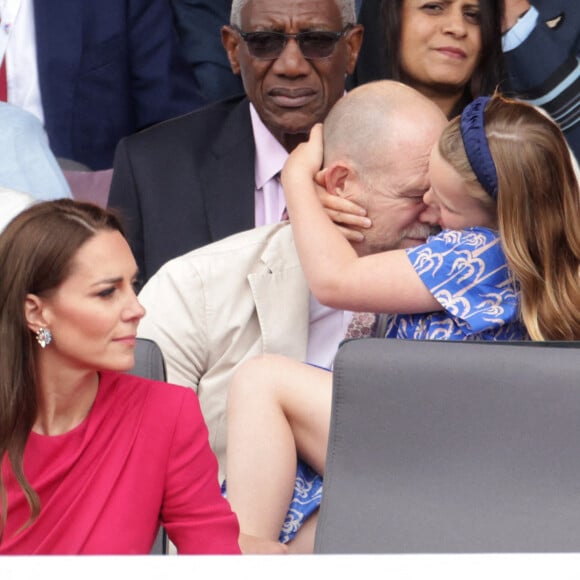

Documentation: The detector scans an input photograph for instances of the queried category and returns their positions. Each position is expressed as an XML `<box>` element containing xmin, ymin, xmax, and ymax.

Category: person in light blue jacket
<box><xmin>0</xmin><ymin>103</ymin><xmax>71</xmax><ymax>201</ymax></box>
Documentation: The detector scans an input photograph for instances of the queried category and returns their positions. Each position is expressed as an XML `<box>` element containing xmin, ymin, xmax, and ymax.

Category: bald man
<box><xmin>137</xmin><ymin>81</ymin><xmax>447</xmax><ymax>479</ymax></box>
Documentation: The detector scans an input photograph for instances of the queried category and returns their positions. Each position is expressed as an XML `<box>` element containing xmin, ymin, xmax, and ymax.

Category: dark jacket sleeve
<box><xmin>109</xmin><ymin>139</ymin><xmax>147</xmax><ymax>280</ymax></box>
<box><xmin>108</xmin><ymin>97</ymin><xmax>256</xmax><ymax>284</ymax></box>
<box><xmin>504</xmin><ymin>0</ymin><xmax>580</xmax><ymax>160</ymax></box>
<box><xmin>170</xmin><ymin>0</ymin><xmax>244</xmax><ymax>102</ymax></box>
<box><xmin>35</xmin><ymin>0</ymin><xmax>205</xmax><ymax>170</ymax></box>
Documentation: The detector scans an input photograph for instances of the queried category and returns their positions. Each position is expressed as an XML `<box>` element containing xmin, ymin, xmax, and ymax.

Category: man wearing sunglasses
<box><xmin>108</xmin><ymin>0</ymin><xmax>363</xmax><ymax>284</ymax></box>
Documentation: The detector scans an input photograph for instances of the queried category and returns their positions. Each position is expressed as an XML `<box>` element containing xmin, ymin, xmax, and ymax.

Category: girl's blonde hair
<box><xmin>439</xmin><ymin>95</ymin><xmax>580</xmax><ymax>340</ymax></box>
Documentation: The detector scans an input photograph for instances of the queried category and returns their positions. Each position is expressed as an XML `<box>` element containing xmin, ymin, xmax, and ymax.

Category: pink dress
<box><xmin>0</xmin><ymin>371</ymin><xmax>240</xmax><ymax>554</ymax></box>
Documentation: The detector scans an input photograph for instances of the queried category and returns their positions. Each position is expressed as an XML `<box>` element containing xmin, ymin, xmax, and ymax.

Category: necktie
<box><xmin>0</xmin><ymin>58</ymin><xmax>7</xmax><ymax>101</ymax></box>
<box><xmin>344</xmin><ymin>312</ymin><xmax>377</xmax><ymax>339</ymax></box>
<box><xmin>275</xmin><ymin>172</ymin><xmax>289</xmax><ymax>221</ymax></box>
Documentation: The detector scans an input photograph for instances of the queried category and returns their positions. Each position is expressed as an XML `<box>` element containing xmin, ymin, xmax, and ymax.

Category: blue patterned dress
<box><xmin>266</xmin><ymin>228</ymin><xmax>527</xmax><ymax>543</ymax></box>
<box><xmin>384</xmin><ymin>227</ymin><xmax>527</xmax><ymax>340</ymax></box>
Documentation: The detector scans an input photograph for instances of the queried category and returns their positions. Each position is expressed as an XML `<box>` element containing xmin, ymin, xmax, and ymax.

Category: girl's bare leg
<box><xmin>287</xmin><ymin>510</ymin><xmax>319</xmax><ymax>554</ymax></box>
<box><xmin>226</xmin><ymin>354</ymin><xmax>332</xmax><ymax>553</ymax></box>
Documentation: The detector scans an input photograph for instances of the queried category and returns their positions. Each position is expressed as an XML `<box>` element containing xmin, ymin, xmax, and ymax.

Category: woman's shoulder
<box><xmin>98</xmin><ymin>371</ymin><xmax>197</xmax><ymax>418</ymax></box>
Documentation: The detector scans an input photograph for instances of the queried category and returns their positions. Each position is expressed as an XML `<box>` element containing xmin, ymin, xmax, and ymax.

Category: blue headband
<box><xmin>460</xmin><ymin>96</ymin><xmax>498</xmax><ymax>200</ymax></box>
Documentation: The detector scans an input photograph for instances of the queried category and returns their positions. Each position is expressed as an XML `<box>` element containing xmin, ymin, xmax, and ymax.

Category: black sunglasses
<box><xmin>233</xmin><ymin>25</ymin><xmax>353</xmax><ymax>60</ymax></box>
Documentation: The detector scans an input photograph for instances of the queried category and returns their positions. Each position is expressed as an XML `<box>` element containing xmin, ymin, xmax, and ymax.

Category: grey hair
<box><xmin>230</xmin><ymin>0</ymin><xmax>356</xmax><ymax>28</ymax></box>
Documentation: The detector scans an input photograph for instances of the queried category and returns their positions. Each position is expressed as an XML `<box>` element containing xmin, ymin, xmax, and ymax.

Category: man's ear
<box><xmin>323</xmin><ymin>162</ymin><xmax>352</xmax><ymax>198</ymax></box>
<box><xmin>24</xmin><ymin>294</ymin><xmax>49</xmax><ymax>333</ymax></box>
<box><xmin>222</xmin><ymin>25</ymin><xmax>242</xmax><ymax>75</ymax></box>
<box><xmin>345</xmin><ymin>25</ymin><xmax>364</xmax><ymax>75</ymax></box>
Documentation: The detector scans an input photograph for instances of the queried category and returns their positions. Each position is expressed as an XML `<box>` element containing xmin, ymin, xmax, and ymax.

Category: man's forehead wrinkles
<box><xmin>242</xmin><ymin>0</ymin><xmax>342</xmax><ymax>29</ymax></box>
<box><xmin>246</xmin><ymin>21</ymin><xmax>339</xmax><ymax>32</ymax></box>
<box><xmin>395</xmin><ymin>152</ymin><xmax>431</xmax><ymax>174</ymax></box>
<box><xmin>394</xmin><ymin>167</ymin><xmax>430</xmax><ymax>194</ymax></box>
<box><xmin>245</xmin><ymin>19</ymin><xmax>341</xmax><ymax>32</ymax></box>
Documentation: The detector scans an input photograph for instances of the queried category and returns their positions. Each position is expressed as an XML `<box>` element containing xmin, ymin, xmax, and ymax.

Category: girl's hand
<box><xmin>318</xmin><ymin>182</ymin><xmax>371</xmax><ymax>242</ymax></box>
<box><xmin>281</xmin><ymin>124</ymin><xmax>325</xmax><ymax>198</ymax></box>
<box><xmin>282</xmin><ymin>124</ymin><xmax>372</xmax><ymax>241</ymax></box>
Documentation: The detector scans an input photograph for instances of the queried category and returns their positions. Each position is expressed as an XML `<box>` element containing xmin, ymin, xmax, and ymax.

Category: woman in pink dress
<box><xmin>0</xmin><ymin>199</ymin><xmax>240</xmax><ymax>554</ymax></box>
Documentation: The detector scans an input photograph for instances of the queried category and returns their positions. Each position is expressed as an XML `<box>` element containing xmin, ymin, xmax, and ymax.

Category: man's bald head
<box><xmin>321</xmin><ymin>81</ymin><xmax>447</xmax><ymax>254</ymax></box>
<box><xmin>323</xmin><ymin>80</ymin><xmax>447</xmax><ymax>177</ymax></box>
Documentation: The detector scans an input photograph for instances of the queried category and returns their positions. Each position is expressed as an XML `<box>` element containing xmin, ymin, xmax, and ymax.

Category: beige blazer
<box><xmin>138</xmin><ymin>223</ymin><xmax>309</xmax><ymax>479</ymax></box>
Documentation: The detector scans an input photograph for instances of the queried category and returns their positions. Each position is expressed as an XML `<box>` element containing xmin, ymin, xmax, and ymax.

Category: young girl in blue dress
<box><xmin>225</xmin><ymin>91</ymin><xmax>580</xmax><ymax>554</ymax></box>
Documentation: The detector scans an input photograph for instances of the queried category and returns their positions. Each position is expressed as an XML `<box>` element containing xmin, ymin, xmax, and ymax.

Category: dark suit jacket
<box><xmin>34</xmin><ymin>0</ymin><xmax>204</xmax><ymax>170</ymax></box>
<box><xmin>108</xmin><ymin>95</ymin><xmax>256</xmax><ymax>282</ymax></box>
<box><xmin>503</xmin><ymin>0</ymin><xmax>580</xmax><ymax>160</ymax></box>
<box><xmin>170</xmin><ymin>0</ymin><xmax>244</xmax><ymax>102</ymax></box>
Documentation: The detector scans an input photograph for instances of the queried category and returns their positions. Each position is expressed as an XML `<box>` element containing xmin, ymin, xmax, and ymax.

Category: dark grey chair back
<box><xmin>128</xmin><ymin>338</ymin><xmax>168</xmax><ymax>555</ymax></box>
<box><xmin>315</xmin><ymin>338</ymin><xmax>580</xmax><ymax>553</ymax></box>
<box><xmin>128</xmin><ymin>337</ymin><xmax>167</xmax><ymax>383</ymax></box>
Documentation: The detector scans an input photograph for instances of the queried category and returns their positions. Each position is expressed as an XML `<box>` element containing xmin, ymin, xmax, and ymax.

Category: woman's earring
<box><xmin>36</xmin><ymin>327</ymin><xmax>52</xmax><ymax>348</ymax></box>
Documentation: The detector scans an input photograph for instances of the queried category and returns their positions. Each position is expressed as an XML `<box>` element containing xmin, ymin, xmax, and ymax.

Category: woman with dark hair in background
<box><xmin>350</xmin><ymin>0</ymin><xmax>505</xmax><ymax>117</ymax></box>
<box><xmin>352</xmin><ymin>0</ymin><xmax>580</xmax><ymax>158</ymax></box>
<box><xmin>0</xmin><ymin>199</ymin><xmax>240</xmax><ymax>554</ymax></box>
<box><xmin>324</xmin><ymin>0</ymin><xmax>506</xmax><ymax>231</ymax></box>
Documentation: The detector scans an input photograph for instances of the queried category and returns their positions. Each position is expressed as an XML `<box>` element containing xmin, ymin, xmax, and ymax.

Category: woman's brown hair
<box><xmin>0</xmin><ymin>199</ymin><xmax>125</xmax><ymax>539</ymax></box>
